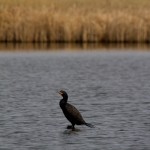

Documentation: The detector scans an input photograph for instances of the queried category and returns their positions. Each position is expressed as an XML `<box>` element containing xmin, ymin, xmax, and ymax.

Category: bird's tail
<box><xmin>85</xmin><ymin>123</ymin><xmax>95</xmax><ymax>128</ymax></box>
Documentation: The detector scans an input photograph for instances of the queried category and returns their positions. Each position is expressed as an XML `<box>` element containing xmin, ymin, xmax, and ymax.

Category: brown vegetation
<box><xmin>0</xmin><ymin>0</ymin><xmax>150</xmax><ymax>43</ymax></box>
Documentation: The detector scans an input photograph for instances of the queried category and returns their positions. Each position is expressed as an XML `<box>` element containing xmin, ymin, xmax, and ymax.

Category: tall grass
<box><xmin>0</xmin><ymin>0</ymin><xmax>150</xmax><ymax>43</ymax></box>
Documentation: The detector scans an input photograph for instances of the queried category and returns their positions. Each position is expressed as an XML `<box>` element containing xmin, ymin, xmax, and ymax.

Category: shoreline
<box><xmin>0</xmin><ymin>42</ymin><xmax>150</xmax><ymax>51</ymax></box>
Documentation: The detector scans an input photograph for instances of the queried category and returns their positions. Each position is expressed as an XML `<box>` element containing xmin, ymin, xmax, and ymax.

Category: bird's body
<box><xmin>58</xmin><ymin>90</ymin><xmax>94</xmax><ymax>129</ymax></box>
<box><xmin>60</xmin><ymin>101</ymin><xmax>86</xmax><ymax>126</ymax></box>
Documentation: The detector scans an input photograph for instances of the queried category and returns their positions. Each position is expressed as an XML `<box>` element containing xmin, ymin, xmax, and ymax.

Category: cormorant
<box><xmin>58</xmin><ymin>90</ymin><xmax>94</xmax><ymax>129</ymax></box>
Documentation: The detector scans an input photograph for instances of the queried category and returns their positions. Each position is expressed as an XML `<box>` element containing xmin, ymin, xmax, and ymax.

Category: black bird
<box><xmin>58</xmin><ymin>90</ymin><xmax>94</xmax><ymax>129</ymax></box>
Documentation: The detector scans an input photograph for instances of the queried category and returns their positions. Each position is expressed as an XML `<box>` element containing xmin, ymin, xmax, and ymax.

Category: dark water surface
<box><xmin>0</xmin><ymin>51</ymin><xmax>150</xmax><ymax>150</ymax></box>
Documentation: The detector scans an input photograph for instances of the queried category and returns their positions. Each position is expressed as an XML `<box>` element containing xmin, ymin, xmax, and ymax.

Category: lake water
<box><xmin>0</xmin><ymin>51</ymin><xmax>150</xmax><ymax>150</ymax></box>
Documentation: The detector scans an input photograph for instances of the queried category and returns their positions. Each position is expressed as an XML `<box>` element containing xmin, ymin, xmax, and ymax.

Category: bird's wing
<box><xmin>65</xmin><ymin>103</ymin><xmax>85</xmax><ymax>123</ymax></box>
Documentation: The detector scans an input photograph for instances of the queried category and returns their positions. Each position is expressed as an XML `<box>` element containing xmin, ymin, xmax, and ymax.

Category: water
<box><xmin>0</xmin><ymin>51</ymin><xmax>150</xmax><ymax>150</ymax></box>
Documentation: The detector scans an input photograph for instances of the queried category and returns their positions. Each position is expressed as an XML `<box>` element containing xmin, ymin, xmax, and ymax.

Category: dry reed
<box><xmin>0</xmin><ymin>0</ymin><xmax>150</xmax><ymax>43</ymax></box>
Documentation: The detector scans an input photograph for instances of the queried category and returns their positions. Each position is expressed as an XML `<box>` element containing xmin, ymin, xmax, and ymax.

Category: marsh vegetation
<box><xmin>0</xmin><ymin>0</ymin><xmax>150</xmax><ymax>43</ymax></box>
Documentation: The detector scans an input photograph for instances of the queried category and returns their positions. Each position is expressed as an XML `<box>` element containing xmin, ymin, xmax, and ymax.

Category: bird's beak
<box><xmin>58</xmin><ymin>91</ymin><xmax>62</xmax><ymax>95</ymax></box>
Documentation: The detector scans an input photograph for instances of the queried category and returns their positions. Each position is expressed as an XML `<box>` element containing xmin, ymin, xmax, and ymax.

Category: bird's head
<box><xmin>58</xmin><ymin>90</ymin><xmax>68</xmax><ymax>101</ymax></box>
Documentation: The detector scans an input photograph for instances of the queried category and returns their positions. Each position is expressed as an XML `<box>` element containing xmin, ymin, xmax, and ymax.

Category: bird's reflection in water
<box><xmin>63</xmin><ymin>128</ymin><xmax>81</xmax><ymax>135</ymax></box>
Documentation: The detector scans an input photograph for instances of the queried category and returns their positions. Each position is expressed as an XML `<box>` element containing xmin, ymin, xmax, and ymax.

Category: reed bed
<box><xmin>0</xmin><ymin>0</ymin><xmax>150</xmax><ymax>43</ymax></box>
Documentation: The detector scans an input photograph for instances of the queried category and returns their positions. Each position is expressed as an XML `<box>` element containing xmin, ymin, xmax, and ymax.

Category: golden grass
<box><xmin>0</xmin><ymin>0</ymin><xmax>150</xmax><ymax>43</ymax></box>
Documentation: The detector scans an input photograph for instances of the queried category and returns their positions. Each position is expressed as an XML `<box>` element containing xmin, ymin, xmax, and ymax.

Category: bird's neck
<box><xmin>59</xmin><ymin>98</ymin><xmax>67</xmax><ymax>108</ymax></box>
